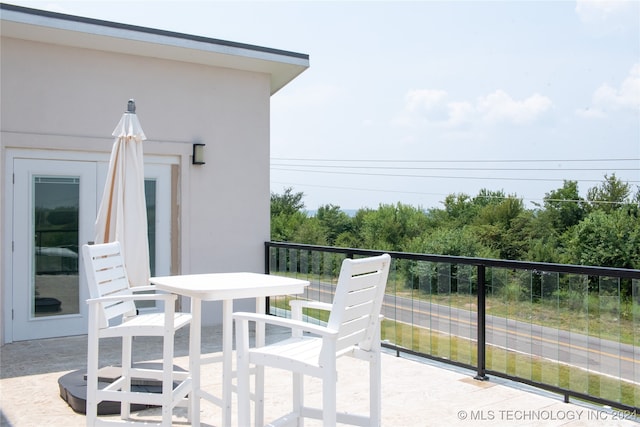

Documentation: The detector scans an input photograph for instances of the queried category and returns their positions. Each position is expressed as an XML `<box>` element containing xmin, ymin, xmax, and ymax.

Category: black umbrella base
<box><xmin>58</xmin><ymin>363</ymin><xmax>184</xmax><ymax>415</ymax></box>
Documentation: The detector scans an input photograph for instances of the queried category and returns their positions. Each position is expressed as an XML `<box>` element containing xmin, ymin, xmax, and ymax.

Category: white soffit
<box><xmin>0</xmin><ymin>4</ymin><xmax>310</xmax><ymax>94</ymax></box>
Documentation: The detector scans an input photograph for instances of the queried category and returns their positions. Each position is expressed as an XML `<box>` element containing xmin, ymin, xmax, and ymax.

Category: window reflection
<box><xmin>135</xmin><ymin>179</ymin><xmax>157</xmax><ymax>310</ymax></box>
<box><xmin>33</xmin><ymin>177</ymin><xmax>79</xmax><ymax>317</ymax></box>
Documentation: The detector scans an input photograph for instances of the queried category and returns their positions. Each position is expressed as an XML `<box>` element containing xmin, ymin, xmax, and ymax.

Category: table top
<box><xmin>150</xmin><ymin>272</ymin><xmax>309</xmax><ymax>301</ymax></box>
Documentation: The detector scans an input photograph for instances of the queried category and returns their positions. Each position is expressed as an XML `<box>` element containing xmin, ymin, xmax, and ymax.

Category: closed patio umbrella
<box><xmin>94</xmin><ymin>99</ymin><xmax>150</xmax><ymax>287</ymax></box>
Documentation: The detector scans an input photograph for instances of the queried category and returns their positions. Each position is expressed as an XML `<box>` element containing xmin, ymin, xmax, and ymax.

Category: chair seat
<box><xmin>249</xmin><ymin>336</ymin><xmax>324</xmax><ymax>372</ymax></box>
<box><xmin>100</xmin><ymin>312</ymin><xmax>192</xmax><ymax>338</ymax></box>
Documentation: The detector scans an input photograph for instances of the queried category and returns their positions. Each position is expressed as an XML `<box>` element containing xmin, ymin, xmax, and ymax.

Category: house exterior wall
<box><xmin>1</xmin><ymin>34</ymin><xmax>273</xmax><ymax>342</ymax></box>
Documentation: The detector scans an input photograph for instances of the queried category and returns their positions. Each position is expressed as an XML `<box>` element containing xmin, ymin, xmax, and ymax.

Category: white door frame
<box><xmin>11</xmin><ymin>158</ymin><xmax>96</xmax><ymax>341</ymax></box>
<box><xmin>3</xmin><ymin>149</ymin><xmax>177</xmax><ymax>343</ymax></box>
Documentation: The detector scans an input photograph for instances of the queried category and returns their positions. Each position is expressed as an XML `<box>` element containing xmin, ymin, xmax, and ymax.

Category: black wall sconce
<box><xmin>192</xmin><ymin>143</ymin><xmax>205</xmax><ymax>165</ymax></box>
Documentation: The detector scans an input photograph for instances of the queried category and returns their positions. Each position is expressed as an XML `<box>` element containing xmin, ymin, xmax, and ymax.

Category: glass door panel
<box><xmin>33</xmin><ymin>176</ymin><xmax>80</xmax><ymax>317</ymax></box>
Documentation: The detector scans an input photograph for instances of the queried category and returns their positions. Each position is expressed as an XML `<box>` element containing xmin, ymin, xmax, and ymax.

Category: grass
<box><xmin>272</xmin><ymin>269</ymin><xmax>638</xmax><ymax>345</ymax></box>
<box><xmin>269</xmin><ymin>294</ymin><xmax>639</xmax><ymax>411</ymax></box>
<box><xmin>394</xmin><ymin>289</ymin><xmax>639</xmax><ymax>346</ymax></box>
<box><xmin>380</xmin><ymin>319</ymin><xmax>640</xmax><ymax>412</ymax></box>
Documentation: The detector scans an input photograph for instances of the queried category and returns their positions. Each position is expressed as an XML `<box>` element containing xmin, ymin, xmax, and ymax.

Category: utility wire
<box><xmin>272</xmin><ymin>157</ymin><xmax>639</xmax><ymax>206</ymax></box>
<box><xmin>271</xmin><ymin>163</ymin><xmax>639</xmax><ymax>172</ymax></box>
<box><xmin>272</xmin><ymin>157</ymin><xmax>640</xmax><ymax>163</ymax></box>
<box><xmin>271</xmin><ymin>181</ymin><xmax>638</xmax><ymax>206</ymax></box>
<box><xmin>271</xmin><ymin>167</ymin><xmax>640</xmax><ymax>183</ymax></box>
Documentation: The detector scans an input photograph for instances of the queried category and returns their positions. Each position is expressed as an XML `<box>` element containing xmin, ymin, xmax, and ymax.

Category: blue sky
<box><xmin>8</xmin><ymin>0</ymin><xmax>640</xmax><ymax>210</ymax></box>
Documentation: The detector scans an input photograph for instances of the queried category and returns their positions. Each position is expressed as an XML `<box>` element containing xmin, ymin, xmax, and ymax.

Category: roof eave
<box><xmin>0</xmin><ymin>3</ymin><xmax>310</xmax><ymax>94</ymax></box>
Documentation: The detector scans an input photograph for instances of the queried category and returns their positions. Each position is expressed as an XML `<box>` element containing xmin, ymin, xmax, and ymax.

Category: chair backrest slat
<box><xmin>325</xmin><ymin>254</ymin><xmax>391</xmax><ymax>357</ymax></box>
<box><xmin>338</xmin><ymin>316</ymin><xmax>371</xmax><ymax>341</ymax></box>
<box><xmin>93</xmin><ymin>263</ymin><xmax>129</xmax><ymax>294</ymax></box>
<box><xmin>342</xmin><ymin>286</ymin><xmax>377</xmax><ymax>311</ymax></box>
<box><xmin>83</xmin><ymin>242</ymin><xmax>136</xmax><ymax>328</ymax></box>
<box><xmin>92</xmin><ymin>254</ymin><xmax>124</xmax><ymax>272</ymax></box>
<box><xmin>103</xmin><ymin>296</ymin><xmax>136</xmax><ymax>320</ymax></box>
<box><xmin>342</xmin><ymin>299</ymin><xmax>375</xmax><ymax>323</ymax></box>
<box><xmin>95</xmin><ymin>276</ymin><xmax>130</xmax><ymax>297</ymax></box>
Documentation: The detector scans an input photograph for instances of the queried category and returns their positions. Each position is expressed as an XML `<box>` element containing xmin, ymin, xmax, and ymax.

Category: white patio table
<box><xmin>150</xmin><ymin>272</ymin><xmax>309</xmax><ymax>427</ymax></box>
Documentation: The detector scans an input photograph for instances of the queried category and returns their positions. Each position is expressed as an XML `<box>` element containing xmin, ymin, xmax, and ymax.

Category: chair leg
<box><xmin>86</xmin><ymin>320</ymin><xmax>99</xmax><ymax>426</ymax></box>
<box><xmin>370</xmin><ymin>325</ymin><xmax>382</xmax><ymax>426</ymax></box>
<box><xmin>255</xmin><ymin>364</ymin><xmax>265</xmax><ymax>427</ymax></box>
<box><xmin>236</xmin><ymin>319</ymin><xmax>251</xmax><ymax>427</ymax></box>
<box><xmin>121</xmin><ymin>336</ymin><xmax>132</xmax><ymax>419</ymax></box>
<box><xmin>370</xmin><ymin>350</ymin><xmax>382</xmax><ymax>426</ymax></box>
<box><xmin>322</xmin><ymin>365</ymin><xmax>337</xmax><ymax>427</ymax></box>
<box><xmin>161</xmin><ymin>331</ymin><xmax>174</xmax><ymax>427</ymax></box>
<box><xmin>292</xmin><ymin>372</ymin><xmax>303</xmax><ymax>427</ymax></box>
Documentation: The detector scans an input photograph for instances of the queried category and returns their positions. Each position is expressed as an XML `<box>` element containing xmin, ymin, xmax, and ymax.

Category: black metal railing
<box><xmin>265</xmin><ymin>241</ymin><xmax>640</xmax><ymax>414</ymax></box>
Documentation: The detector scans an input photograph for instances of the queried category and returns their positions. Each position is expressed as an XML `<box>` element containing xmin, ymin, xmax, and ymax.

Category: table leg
<box><xmin>255</xmin><ymin>297</ymin><xmax>266</xmax><ymax>426</ymax></box>
<box><xmin>222</xmin><ymin>299</ymin><xmax>233</xmax><ymax>427</ymax></box>
<box><xmin>190</xmin><ymin>297</ymin><xmax>202</xmax><ymax>427</ymax></box>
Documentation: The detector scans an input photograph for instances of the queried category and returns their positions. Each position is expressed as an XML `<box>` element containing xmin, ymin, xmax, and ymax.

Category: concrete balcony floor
<box><xmin>1</xmin><ymin>325</ymin><xmax>638</xmax><ymax>427</ymax></box>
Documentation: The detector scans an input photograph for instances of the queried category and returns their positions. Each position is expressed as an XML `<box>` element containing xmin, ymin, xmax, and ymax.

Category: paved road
<box><xmin>303</xmin><ymin>282</ymin><xmax>639</xmax><ymax>383</ymax></box>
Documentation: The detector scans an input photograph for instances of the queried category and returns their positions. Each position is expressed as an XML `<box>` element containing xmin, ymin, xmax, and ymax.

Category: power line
<box><xmin>271</xmin><ymin>167</ymin><xmax>640</xmax><ymax>183</ymax></box>
<box><xmin>272</xmin><ymin>157</ymin><xmax>640</xmax><ymax>163</ymax></box>
<box><xmin>271</xmin><ymin>163</ymin><xmax>639</xmax><ymax>172</ymax></box>
<box><xmin>272</xmin><ymin>181</ymin><xmax>449</xmax><ymax>198</ymax></box>
<box><xmin>271</xmin><ymin>157</ymin><xmax>639</xmax><ymax>207</ymax></box>
<box><xmin>271</xmin><ymin>181</ymin><xmax>638</xmax><ymax>206</ymax></box>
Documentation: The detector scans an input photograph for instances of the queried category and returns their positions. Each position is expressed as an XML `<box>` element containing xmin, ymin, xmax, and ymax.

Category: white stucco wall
<box><xmin>1</xmin><ymin>32</ymin><xmax>275</xmax><ymax>341</ymax></box>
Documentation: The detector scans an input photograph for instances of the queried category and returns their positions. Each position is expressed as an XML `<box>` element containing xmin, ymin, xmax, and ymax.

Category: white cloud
<box><xmin>392</xmin><ymin>89</ymin><xmax>449</xmax><ymax>125</ymax></box>
<box><xmin>394</xmin><ymin>89</ymin><xmax>553</xmax><ymax>128</ymax></box>
<box><xmin>477</xmin><ymin>90</ymin><xmax>553</xmax><ymax>125</ymax></box>
<box><xmin>577</xmin><ymin>63</ymin><xmax>640</xmax><ymax>118</ymax></box>
<box><xmin>575</xmin><ymin>107</ymin><xmax>608</xmax><ymax>119</ymax></box>
<box><xmin>575</xmin><ymin>0</ymin><xmax>634</xmax><ymax>23</ymax></box>
<box><xmin>447</xmin><ymin>101</ymin><xmax>475</xmax><ymax>127</ymax></box>
<box><xmin>404</xmin><ymin>89</ymin><xmax>448</xmax><ymax>112</ymax></box>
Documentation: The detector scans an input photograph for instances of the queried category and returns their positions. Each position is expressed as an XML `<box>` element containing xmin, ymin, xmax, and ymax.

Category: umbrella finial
<box><xmin>127</xmin><ymin>99</ymin><xmax>136</xmax><ymax>114</ymax></box>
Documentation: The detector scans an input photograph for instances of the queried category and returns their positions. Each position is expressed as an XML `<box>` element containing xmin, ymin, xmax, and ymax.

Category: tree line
<box><xmin>271</xmin><ymin>174</ymin><xmax>640</xmax><ymax>271</ymax></box>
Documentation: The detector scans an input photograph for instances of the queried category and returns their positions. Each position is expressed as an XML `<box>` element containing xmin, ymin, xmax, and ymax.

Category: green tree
<box><xmin>270</xmin><ymin>187</ymin><xmax>306</xmax><ymax>241</ymax></box>
<box><xmin>315</xmin><ymin>204</ymin><xmax>353</xmax><ymax>246</ymax></box>
<box><xmin>473</xmin><ymin>195</ymin><xmax>526</xmax><ymax>259</ymax></box>
<box><xmin>498</xmin><ymin>209</ymin><xmax>538</xmax><ymax>261</ymax></box>
<box><xmin>473</xmin><ymin>188</ymin><xmax>507</xmax><ymax>208</ymax></box>
<box><xmin>271</xmin><ymin>187</ymin><xmax>305</xmax><ymax>216</ymax></box>
<box><xmin>437</xmin><ymin>193</ymin><xmax>478</xmax><ymax>228</ymax></box>
<box><xmin>358</xmin><ymin>203</ymin><xmax>430</xmax><ymax>251</ymax></box>
<box><xmin>527</xmin><ymin>236</ymin><xmax>563</xmax><ymax>263</ymax></box>
<box><xmin>475</xmin><ymin>195</ymin><xmax>523</xmax><ymax>228</ymax></box>
<box><xmin>270</xmin><ymin>210</ymin><xmax>307</xmax><ymax>242</ymax></box>
<box><xmin>566</xmin><ymin>209</ymin><xmax>640</xmax><ymax>270</ymax></box>
<box><xmin>291</xmin><ymin>216</ymin><xmax>328</xmax><ymax>245</ymax></box>
<box><xmin>407</xmin><ymin>226</ymin><xmax>496</xmax><ymax>258</ymax></box>
<box><xmin>543</xmin><ymin>180</ymin><xmax>586</xmax><ymax>231</ymax></box>
<box><xmin>586</xmin><ymin>174</ymin><xmax>631</xmax><ymax>213</ymax></box>
<box><xmin>269</xmin><ymin>183</ymin><xmax>639</xmax><ymax>270</ymax></box>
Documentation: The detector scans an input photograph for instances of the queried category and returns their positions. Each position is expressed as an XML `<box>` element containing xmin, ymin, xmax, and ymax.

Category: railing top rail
<box><xmin>266</xmin><ymin>241</ymin><xmax>640</xmax><ymax>279</ymax></box>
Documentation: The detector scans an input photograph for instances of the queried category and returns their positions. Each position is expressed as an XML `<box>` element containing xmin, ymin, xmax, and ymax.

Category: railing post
<box><xmin>264</xmin><ymin>242</ymin><xmax>270</xmax><ymax>314</ymax></box>
<box><xmin>475</xmin><ymin>264</ymin><xmax>489</xmax><ymax>381</ymax></box>
<box><xmin>264</xmin><ymin>242</ymin><xmax>270</xmax><ymax>274</ymax></box>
